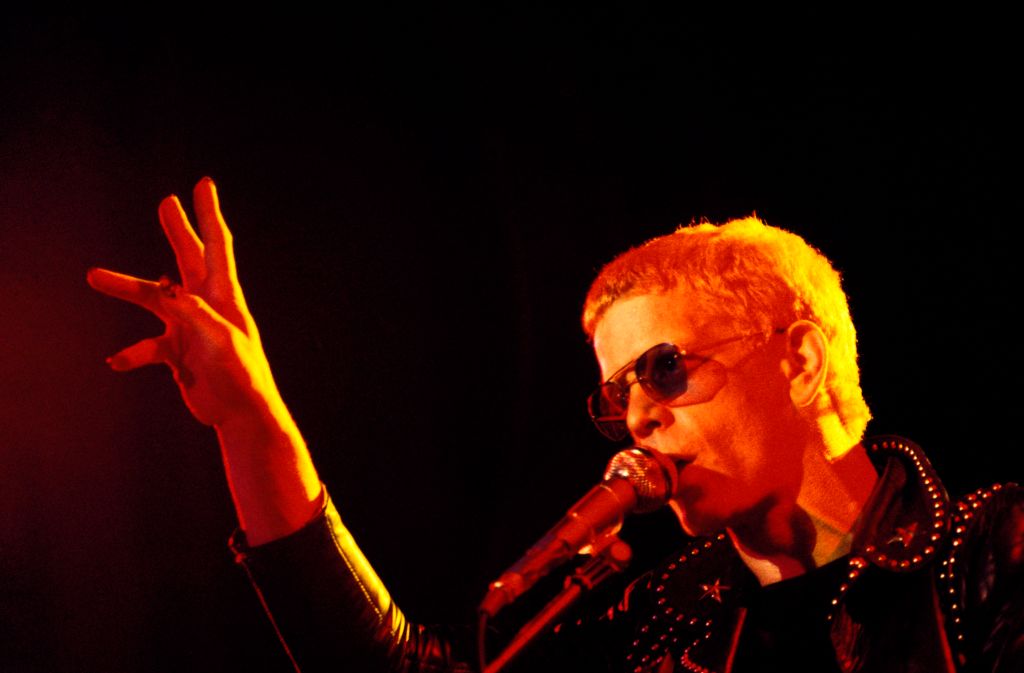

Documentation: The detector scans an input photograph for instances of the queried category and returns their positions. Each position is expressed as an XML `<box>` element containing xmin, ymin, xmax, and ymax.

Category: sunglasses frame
<box><xmin>588</xmin><ymin>329</ymin><xmax>786</xmax><ymax>441</ymax></box>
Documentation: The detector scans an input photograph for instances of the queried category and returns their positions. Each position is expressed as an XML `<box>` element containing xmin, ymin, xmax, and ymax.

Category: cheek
<box><xmin>676</xmin><ymin>415</ymin><xmax>778</xmax><ymax>490</ymax></box>
<box><xmin>684</xmin><ymin>399</ymin><xmax>762</xmax><ymax>459</ymax></box>
<box><xmin>742</xmin><ymin>362</ymin><xmax>794</xmax><ymax>420</ymax></box>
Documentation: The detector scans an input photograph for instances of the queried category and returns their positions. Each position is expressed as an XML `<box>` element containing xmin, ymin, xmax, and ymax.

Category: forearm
<box><xmin>216</xmin><ymin>392</ymin><xmax>323</xmax><ymax>546</ymax></box>
<box><xmin>233</xmin><ymin>492</ymin><xmax>474</xmax><ymax>673</ymax></box>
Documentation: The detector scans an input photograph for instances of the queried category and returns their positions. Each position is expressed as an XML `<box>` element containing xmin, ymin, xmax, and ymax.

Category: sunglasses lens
<box><xmin>599</xmin><ymin>419</ymin><xmax>628</xmax><ymax>441</ymax></box>
<box><xmin>588</xmin><ymin>335</ymin><xmax>754</xmax><ymax>440</ymax></box>
<box><xmin>637</xmin><ymin>344</ymin><xmax>689</xmax><ymax>402</ymax></box>
<box><xmin>589</xmin><ymin>383</ymin><xmax>630</xmax><ymax>440</ymax></box>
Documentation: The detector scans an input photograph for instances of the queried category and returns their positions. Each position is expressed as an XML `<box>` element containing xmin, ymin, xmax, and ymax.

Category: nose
<box><xmin>626</xmin><ymin>385</ymin><xmax>675</xmax><ymax>440</ymax></box>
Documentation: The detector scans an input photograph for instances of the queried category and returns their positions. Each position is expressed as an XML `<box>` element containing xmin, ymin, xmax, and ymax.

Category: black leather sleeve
<box><xmin>950</xmin><ymin>483</ymin><xmax>1024</xmax><ymax>673</ymax></box>
<box><xmin>230</xmin><ymin>492</ymin><xmax>475</xmax><ymax>673</ymax></box>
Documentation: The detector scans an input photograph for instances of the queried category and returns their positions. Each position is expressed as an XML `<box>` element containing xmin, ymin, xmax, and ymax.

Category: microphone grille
<box><xmin>603</xmin><ymin>447</ymin><xmax>676</xmax><ymax>513</ymax></box>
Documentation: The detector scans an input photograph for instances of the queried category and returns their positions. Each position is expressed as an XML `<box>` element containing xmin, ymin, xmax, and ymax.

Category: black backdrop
<box><xmin>1</xmin><ymin>10</ymin><xmax>1020</xmax><ymax>672</ymax></box>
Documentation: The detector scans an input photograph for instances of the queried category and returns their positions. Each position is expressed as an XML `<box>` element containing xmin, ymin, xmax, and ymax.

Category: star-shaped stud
<box><xmin>888</xmin><ymin>522</ymin><xmax>918</xmax><ymax>548</ymax></box>
<box><xmin>699</xmin><ymin>578</ymin><xmax>729</xmax><ymax>603</ymax></box>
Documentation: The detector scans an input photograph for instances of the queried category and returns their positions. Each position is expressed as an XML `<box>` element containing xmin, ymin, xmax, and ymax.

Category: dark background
<box><xmin>1</xmin><ymin>10</ymin><xmax>1019</xmax><ymax>672</ymax></box>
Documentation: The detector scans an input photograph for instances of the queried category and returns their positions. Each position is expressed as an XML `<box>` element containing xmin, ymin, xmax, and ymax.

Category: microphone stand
<box><xmin>481</xmin><ymin>534</ymin><xmax>633</xmax><ymax>673</ymax></box>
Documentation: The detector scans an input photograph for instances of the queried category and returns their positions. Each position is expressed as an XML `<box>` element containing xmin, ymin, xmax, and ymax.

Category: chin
<box><xmin>669</xmin><ymin>499</ymin><xmax>725</xmax><ymax>538</ymax></box>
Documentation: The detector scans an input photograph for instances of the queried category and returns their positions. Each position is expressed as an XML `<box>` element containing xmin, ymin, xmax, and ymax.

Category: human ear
<box><xmin>780</xmin><ymin>320</ymin><xmax>828</xmax><ymax>408</ymax></box>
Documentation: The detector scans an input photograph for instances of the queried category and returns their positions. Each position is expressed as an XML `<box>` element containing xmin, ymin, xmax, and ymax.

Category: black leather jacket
<box><xmin>231</xmin><ymin>437</ymin><xmax>1023</xmax><ymax>672</ymax></box>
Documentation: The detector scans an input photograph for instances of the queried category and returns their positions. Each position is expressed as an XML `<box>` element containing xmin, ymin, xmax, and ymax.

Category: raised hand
<box><xmin>88</xmin><ymin>178</ymin><xmax>321</xmax><ymax>543</ymax></box>
<box><xmin>87</xmin><ymin>177</ymin><xmax>280</xmax><ymax>427</ymax></box>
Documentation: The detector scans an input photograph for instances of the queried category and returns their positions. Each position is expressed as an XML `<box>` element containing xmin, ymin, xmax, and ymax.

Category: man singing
<box><xmin>88</xmin><ymin>178</ymin><xmax>1022</xmax><ymax>672</ymax></box>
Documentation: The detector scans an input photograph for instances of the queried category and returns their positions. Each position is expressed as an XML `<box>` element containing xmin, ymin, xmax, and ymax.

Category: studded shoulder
<box><xmin>939</xmin><ymin>482</ymin><xmax>1023</xmax><ymax>670</ymax></box>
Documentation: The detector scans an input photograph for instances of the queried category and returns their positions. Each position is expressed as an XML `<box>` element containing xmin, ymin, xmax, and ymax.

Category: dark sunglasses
<box><xmin>587</xmin><ymin>330</ymin><xmax>784</xmax><ymax>441</ymax></box>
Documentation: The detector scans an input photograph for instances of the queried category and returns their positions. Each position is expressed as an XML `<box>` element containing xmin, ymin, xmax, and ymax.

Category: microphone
<box><xmin>479</xmin><ymin>446</ymin><xmax>678</xmax><ymax>618</ymax></box>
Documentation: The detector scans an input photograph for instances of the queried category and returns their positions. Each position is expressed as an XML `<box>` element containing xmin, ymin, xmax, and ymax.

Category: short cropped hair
<box><xmin>582</xmin><ymin>216</ymin><xmax>871</xmax><ymax>442</ymax></box>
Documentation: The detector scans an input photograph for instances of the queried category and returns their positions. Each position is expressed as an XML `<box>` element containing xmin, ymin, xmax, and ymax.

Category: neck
<box><xmin>728</xmin><ymin>419</ymin><xmax>878</xmax><ymax>586</ymax></box>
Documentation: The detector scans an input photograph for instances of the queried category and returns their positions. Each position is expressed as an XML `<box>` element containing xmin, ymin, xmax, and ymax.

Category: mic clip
<box><xmin>481</xmin><ymin>534</ymin><xmax>633</xmax><ymax>673</ymax></box>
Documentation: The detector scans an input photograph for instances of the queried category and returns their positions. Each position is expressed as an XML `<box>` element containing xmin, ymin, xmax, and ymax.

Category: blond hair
<box><xmin>582</xmin><ymin>216</ymin><xmax>871</xmax><ymax>441</ymax></box>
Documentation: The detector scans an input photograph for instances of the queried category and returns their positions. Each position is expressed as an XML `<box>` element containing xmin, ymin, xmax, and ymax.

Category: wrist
<box><xmin>214</xmin><ymin>395</ymin><xmax>322</xmax><ymax>546</ymax></box>
<box><xmin>215</xmin><ymin>390</ymin><xmax>297</xmax><ymax>439</ymax></box>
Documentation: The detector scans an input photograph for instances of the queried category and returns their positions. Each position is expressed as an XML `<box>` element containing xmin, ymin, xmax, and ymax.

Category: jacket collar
<box><xmin>852</xmin><ymin>436</ymin><xmax>951</xmax><ymax>572</ymax></box>
<box><xmin>623</xmin><ymin>436</ymin><xmax>951</xmax><ymax>672</ymax></box>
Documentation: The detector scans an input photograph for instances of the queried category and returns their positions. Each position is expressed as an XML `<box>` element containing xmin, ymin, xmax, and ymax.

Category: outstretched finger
<box><xmin>192</xmin><ymin>177</ymin><xmax>239</xmax><ymax>294</ymax></box>
<box><xmin>107</xmin><ymin>336</ymin><xmax>171</xmax><ymax>371</ymax></box>
<box><xmin>158</xmin><ymin>195</ymin><xmax>206</xmax><ymax>290</ymax></box>
<box><xmin>86</xmin><ymin>267</ymin><xmax>169</xmax><ymax>317</ymax></box>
